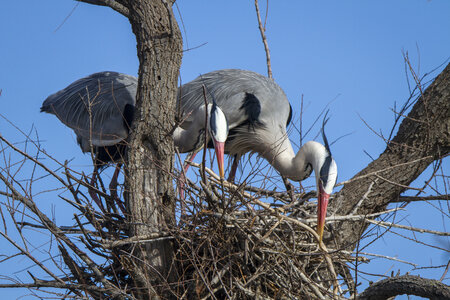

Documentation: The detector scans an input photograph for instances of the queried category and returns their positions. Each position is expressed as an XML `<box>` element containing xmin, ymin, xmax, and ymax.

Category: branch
<box><xmin>331</xmin><ymin>63</ymin><xmax>450</xmax><ymax>250</ymax></box>
<box><xmin>101</xmin><ymin>232</ymin><xmax>173</xmax><ymax>249</ymax></box>
<box><xmin>304</xmin><ymin>208</ymin><xmax>403</xmax><ymax>224</ymax></box>
<box><xmin>76</xmin><ymin>0</ymin><xmax>129</xmax><ymax>17</ymax></box>
<box><xmin>357</xmin><ymin>275</ymin><xmax>450</xmax><ymax>300</ymax></box>
<box><xmin>254</xmin><ymin>0</ymin><xmax>272</xmax><ymax>78</ymax></box>
<box><xmin>366</xmin><ymin>219</ymin><xmax>450</xmax><ymax>237</ymax></box>
<box><xmin>0</xmin><ymin>281</ymin><xmax>109</xmax><ymax>293</ymax></box>
<box><xmin>392</xmin><ymin>194</ymin><xmax>450</xmax><ymax>203</ymax></box>
<box><xmin>0</xmin><ymin>172</ymin><xmax>126</xmax><ymax>299</ymax></box>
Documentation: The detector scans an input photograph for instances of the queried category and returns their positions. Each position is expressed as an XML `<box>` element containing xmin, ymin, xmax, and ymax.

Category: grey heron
<box><xmin>177</xmin><ymin>69</ymin><xmax>338</xmax><ymax>241</ymax></box>
<box><xmin>41</xmin><ymin>71</ymin><xmax>228</xmax><ymax>210</ymax></box>
<box><xmin>42</xmin><ymin>69</ymin><xmax>337</xmax><ymax>240</ymax></box>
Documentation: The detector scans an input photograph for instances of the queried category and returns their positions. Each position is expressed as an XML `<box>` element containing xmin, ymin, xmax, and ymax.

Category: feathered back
<box><xmin>177</xmin><ymin>69</ymin><xmax>291</xmax><ymax>132</ymax></box>
<box><xmin>41</xmin><ymin>72</ymin><xmax>137</xmax><ymax>150</ymax></box>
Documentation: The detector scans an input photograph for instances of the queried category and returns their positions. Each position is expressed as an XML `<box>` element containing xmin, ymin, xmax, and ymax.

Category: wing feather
<box><xmin>41</xmin><ymin>72</ymin><xmax>137</xmax><ymax>149</ymax></box>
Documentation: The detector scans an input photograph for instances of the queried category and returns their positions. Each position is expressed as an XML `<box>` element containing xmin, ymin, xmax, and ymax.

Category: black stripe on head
<box><xmin>320</xmin><ymin>110</ymin><xmax>334</xmax><ymax>185</ymax></box>
<box><xmin>286</xmin><ymin>103</ymin><xmax>293</xmax><ymax>127</ymax></box>
<box><xmin>321</xmin><ymin>110</ymin><xmax>332</xmax><ymax>155</ymax></box>
<box><xmin>320</xmin><ymin>155</ymin><xmax>332</xmax><ymax>185</ymax></box>
<box><xmin>240</xmin><ymin>93</ymin><xmax>263</xmax><ymax>130</ymax></box>
<box><xmin>210</xmin><ymin>100</ymin><xmax>219</xmax><ymax>137</ymax></box>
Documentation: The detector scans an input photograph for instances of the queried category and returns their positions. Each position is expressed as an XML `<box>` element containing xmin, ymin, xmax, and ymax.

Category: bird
<box><xmin>176</xmin><ymin>69</ymin><xmax>338</xmax><ymax>241</ymax></box>
<box><xmin>41</xmin><ymin>71</ymin><xmax>228</xmax><ymax>210</ymax></box>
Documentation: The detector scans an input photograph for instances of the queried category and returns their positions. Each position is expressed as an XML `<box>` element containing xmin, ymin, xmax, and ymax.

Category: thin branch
<box><xmin>351</xmin><ymin>181</ymin><xmax>375</xmax><ymax>215</ymax></box>
<box><xmin>76</xmin><ymin>0</ymin><xmax>129</xmax><ymax>17</ymax></box>
<box><xmin>392</xmin><ymin>194</ymin><xmax>450</xmax><ymax>203</ymax></box>
<box><xmin>0</xmin><ymin>281</ymin><xmax>109</xmax><ymax>293</ymax></box>
<box><xmin>304</xmin><ymin>208</ymin><xmax>403</xmax><ymax>224</ymax></box>
<box><xmin>254</xmin><ymin>0</ymin><xmax>272</xmax><ymax>78</ymax></box>
<box><xmin>335</xmin><ymin>155</ymin><xmax>434</xmax><ymax>187</ymax></box>
<box><xmin>366</xmin><ymin>219</ymin><xmax>450</xmax><ymax>237</ymax></box>
<box><xmin>0</xmin><ymin>172</ymin><xmax>126</xmax><ymax>299</ymax></box>
<box><xmin>101</xmin><ymin>232</ymin><xmax>173</xmax><ymax>249</ymax></box>
<box><xmin>374</xmin><ymin>174</ymin><xmax>424</xmax><ymax>191</ymax></box>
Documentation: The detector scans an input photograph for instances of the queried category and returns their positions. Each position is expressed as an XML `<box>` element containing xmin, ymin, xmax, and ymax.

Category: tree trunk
<box><xmin>330</xmin><ymin>63</ymin><xmax>450</xmax><ymax>251</ymax></box>
<box><xmin>124</xmin><ymin>1</ymin><xmax>182</xmax><ymax>297</ymax></box>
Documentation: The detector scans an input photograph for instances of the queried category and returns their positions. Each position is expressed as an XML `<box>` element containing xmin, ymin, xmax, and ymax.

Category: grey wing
<box><xmin>41</xmin><ymin>71</ymin><xmax>137</xmax><ymax>149</ymax></box>
<box><xmin>177</xmin><ymin>69</ymin><xmax>290</xmax><ymax>130</ymax></box>
<box><xmin>177</xmin><ymin>69</ymin><xmax>259</xmax><ymax>130</ymax></box>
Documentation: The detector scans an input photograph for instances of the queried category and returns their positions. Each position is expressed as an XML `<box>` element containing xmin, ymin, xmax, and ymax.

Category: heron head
<box><xmin>316</xmin><ymin>155</ymin><xmax>337</xmax><ymax>242</ymax></box>
<box><xmin>316</xmin><ymin>112</ymin><xmax>337</xmax><ymax>242</ymax></box>
<box><xmin>208</xmin><ymin>101</ymin><xmax>228</xmax><ymax>179</ymax></box>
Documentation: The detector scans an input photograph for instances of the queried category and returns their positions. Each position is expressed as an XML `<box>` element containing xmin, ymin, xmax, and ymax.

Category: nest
<box><xmin>47</xmin><ymin>162</ymin><xmax>355</xmax><ymax>299</ymax></box>
<box><xmin>170</xmin><ymin>164</ymin><xmax>351</xmax><ymax>299</ymax></box>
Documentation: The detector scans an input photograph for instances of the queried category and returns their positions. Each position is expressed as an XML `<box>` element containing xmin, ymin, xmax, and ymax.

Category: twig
<box><xmin>366</xmin><ymin>219</ymin><xmax>450</xmax><ymax>237</ymax></box>
<box><xmin>0</xmin><ymin>231</ymin><xmax>65</xmax><ymax>284</ymax></box>
<box><xmin>392</xmin><ymin>194</ymin><xmax>450</xmax><ymax>203</ymax></box>
<box><xmin>304</xmin><ymin>208</ymin><xmax>403</xmax><ymax>224</ymax></box>
<box><xmin>351</xmin><ymin>181</ymin><xmax>375</xmax><ymax>215</ymax></box>
<box><xmin>374</xmin><ymin>174</ymin><xmax>424</xmax><ymax>191</ymax></box>
<box><xmin>102</xmin><ymin>232</ymin><xmax>173</xmax><ymax>249</ymax></box>
<box><xmin>254</xmin><ymin>0</ymin><xmax>272</xmax><ymax>78</ymax></box>
<box><xmin>0</xmin><ymin>172</ymin><xmax>126</xmax><ymax>299</ymax></box>
<box><xmin>0</xmin><ymin>281</ymin><xmax>110</xmax><ymax>293</ymax></box>
<box><xmin>297</xmin><ymin>270</ymin><xmax>326</xmax><ymax>299</ymax></box>
<box><xmin>335</xmin><ymin>155</ymin><xmax>433</xmax><ymax>187</ymax></box>
<box><xmin>201</xmin><ymin>85</ymin><xmax>208</xmax><ymax>183</ymax></box>
<box><xmin>440</xmin><ymin>260</ymin><xmax>450</xmax><ymax>281</ymax></box>
<box><xmin>357</xmin><ymin>251</ymin><xmax>418</xmax><ymax>267</ymax></box>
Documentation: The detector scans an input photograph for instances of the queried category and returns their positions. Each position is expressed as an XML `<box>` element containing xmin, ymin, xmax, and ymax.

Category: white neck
<box><xmin>261</xmin><ymin>135</ymin><xmax>328</xmax><ymax>182</ymax></box>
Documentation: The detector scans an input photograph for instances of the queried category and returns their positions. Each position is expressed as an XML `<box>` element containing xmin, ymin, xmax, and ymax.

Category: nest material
<box><xmin>172</xmin><ymin>168</ymin><xmax>350</xmax><ymax>299</ymax></box>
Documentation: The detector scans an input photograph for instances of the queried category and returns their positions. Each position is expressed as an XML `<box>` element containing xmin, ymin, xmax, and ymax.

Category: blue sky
<box><xmin>1</xmin><ymin>1</ymin><xmax>449</xmax><ymax>298</ymax></box>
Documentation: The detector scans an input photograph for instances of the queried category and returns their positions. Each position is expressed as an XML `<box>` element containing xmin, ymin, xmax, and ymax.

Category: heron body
<box><xmin>177</xmin><ymin>69</ymin><xmax>291</xmax><ymax>162</ymax></box>
<box><xmin>177</xmin><ymin>69</ymin><xmax>338</xmax><ymax>240</ymax></box>
<box><xmin>42</xmin><ymin>69</ymin><xmax>337</xmax><ymax>240</ymax></box>
<box><xmin>41</xmin><ymin>72</ymin><xmax>137</xmax><ymax>166</ymax></box>
<box><xmin>41</xmin><ymin>71</ymin><xmax>228</xmax><ymax>210</ymax></box>
<box><xmin>41</xmin><ymin>71</ymin><xmax>226</xmax><ymax>167</ymax></box>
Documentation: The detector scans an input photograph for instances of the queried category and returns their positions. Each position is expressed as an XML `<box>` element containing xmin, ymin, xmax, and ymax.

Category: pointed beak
<box><xmin>317</xmin><ymin>183</ymin><xmax>330</xmax><ymax>242</ymax></box>
<box><xmin>213</xmin><ymin>140</ymin><xmax>225</xmax><ymax>179</ymax></box>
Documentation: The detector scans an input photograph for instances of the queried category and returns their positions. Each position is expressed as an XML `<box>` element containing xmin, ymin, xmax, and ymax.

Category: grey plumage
<box><xmin>41</xmin><ymin>69</ymin><xmax>333</xmax><ymax>186</ymax></box>
<box><xmin>41</xmin><ymin>72</ymin><xmax>137</xmax><ymax>153</ymax></box>
<box><xmin>41</xmin><ymin>69</ymin><xmax>337</xmax><ymax>239</ymax></box>
<box><xmin>42</xmin><ymin>69</ymin><xmax>292</xmax><ymax>163</ymax></box>
<box><xmin>177</xmin><ymin>69</ymin><xmax>292</xmax><ymax>157</ymax></box>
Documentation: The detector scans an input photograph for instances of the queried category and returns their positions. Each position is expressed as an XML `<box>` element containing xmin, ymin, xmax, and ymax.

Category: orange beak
<box><xmin>317</xmin><ymin>183</ymin><xmax>330</xmax><ymax>242</ymax></box>
<box><xmin>214</xmin><ymin>141</ymin><xmax>225</xmax><ymax>179</ymax></box>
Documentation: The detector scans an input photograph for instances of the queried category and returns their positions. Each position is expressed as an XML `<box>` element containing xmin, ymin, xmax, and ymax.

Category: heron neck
<box><xmin>265</xmin><ymin>138</ymin><xmax>327</xmax><ymax>182</ymax></box>
<box><xmin>173</xmin><ymin>104</ymin><xmax>210</xmax><ymax>153</ymax></box>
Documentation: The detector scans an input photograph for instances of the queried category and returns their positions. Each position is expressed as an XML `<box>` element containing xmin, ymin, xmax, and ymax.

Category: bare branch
<box><xmin>392</xmin><ymin>194</ymin><xmax>450</xmax><ymax>203</ymax></box>
<box><xmin>254</xmin><ymin>0</ymin><xmax>272</xmax><ymax>78</ymax></box>
<box><xmin>366</xmin><ymin>219</ymin><xmax>450</xmax><ymax>237</ymax></box>
<box><xmin>76</xmin><ymin>0</ymin><xmax>129</xmax><ymax>17</ymax></box>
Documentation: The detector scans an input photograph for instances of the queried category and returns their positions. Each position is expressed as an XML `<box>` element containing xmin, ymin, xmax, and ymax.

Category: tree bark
<box><xmin>124</xmin><ymin>0</ymin><xmax>182</xmax><ymax>297</ymax></box>
<box><xmin>330</xmin><ymin>63</ymin><xmax>450</xmax><ymax>250</ymax></box>
<box><xmin>357</xmin><ymin>275</ymin><xmax>450</xmax><ymax>300</ymax></box>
